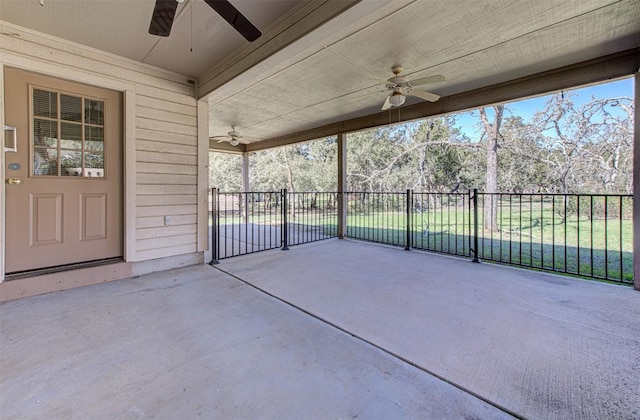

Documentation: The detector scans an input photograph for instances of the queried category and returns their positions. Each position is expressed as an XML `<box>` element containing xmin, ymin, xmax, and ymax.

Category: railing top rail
<box><xmin>476</xmin><ymin>192</ymin><xmax>633</xmax><ymax>197</ymax></box>
<box><xmin>287</xmin><ymin>191</ymin><xmax>339</xmax><ymax>194</ymax></box>
<box><xmin>215</xmin><ymin>191</ymin><xmax>286</xmax><ymax>194</ymax></box>
<box><xmin>213</xmin><ymin>190</ymin><xmax>632</xmax><ymax>198</ymax></box>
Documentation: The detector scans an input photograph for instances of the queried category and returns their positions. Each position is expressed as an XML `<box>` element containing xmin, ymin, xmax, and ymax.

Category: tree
<box><xmin>479</xmin><ymin>105</ymin><xmax>504</xmax><ymax>231</ymax></box>
<box><xmin>209</xmin><ymin>152</ymin><xmax>242</xmax><ymax>191</ymax></box>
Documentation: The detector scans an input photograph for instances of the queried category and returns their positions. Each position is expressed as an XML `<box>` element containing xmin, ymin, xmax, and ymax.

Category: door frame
<box><xmin>0</xmin><ymin>62</ymin><xmax>137</xmax><ymax>282</ymax></box>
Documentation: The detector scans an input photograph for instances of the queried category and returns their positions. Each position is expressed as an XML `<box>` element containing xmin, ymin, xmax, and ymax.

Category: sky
<box><xmin>453</xmin><ymin>77</ymin><xmax>634</xmax><ymax>140</ymax></box>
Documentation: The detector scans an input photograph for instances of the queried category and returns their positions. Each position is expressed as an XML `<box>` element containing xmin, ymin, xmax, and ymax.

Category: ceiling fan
<box><xmin>379</xmin><ymin>65</ymin><xmax>445</xmax><ymax>110</ymax></box>
<box><xmin>210</xmin><ymin>125</ymin><xmax>248</xmax><ymax>146</ymax></box>
<box><xmin>149</xmin><ymin>0</ymin><xmax>261</xmax><ymax>42</ymax></box>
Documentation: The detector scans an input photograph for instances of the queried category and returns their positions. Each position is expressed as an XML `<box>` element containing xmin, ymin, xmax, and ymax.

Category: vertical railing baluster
<box><xmin>472</xmin><ymin>189</ymin><xmax>479</xmax><ymax>263</ymax></box>
<box><xmin>509</xmin><ymin>194</ymin><xmax>513</xmax><ymax>265</ymax></box>
<box><xmin>577</xmin><ymin>195</ymin><xmax>581</xmax><ymax>275</ymax></box>
<box><xmin>540</xmin><ymin>194</ymin><xmax>544</xmax><ymax>268</ymax></box>
<box><xmin>405</xmin><ymin>189</ymin><xmax>411</xmax><ymax>251</ymax></box>
<box><xmin>619</xmin><ymin>195</ymin><xmax>623</xmax><ymax>282</ymax></box>
<box><xmin>604</xmin><ymin>195</ymin><xmax>608</xmax><ymax>279</ymax></box>
<box><xmin>563</xmin><ymin>195</ymin><xmax>567</xmax><ymax>273</ymax></box>
<box><xmin>282</xmin><ymin>189</ymin><xmax>289</xmax><ymax>250</ymax></box>
<box><xmin>552</xmin><ymin>195</ymin><xmax>555</xmax><ymax>271</ymax></box>
<box><xmin>209</xmin><ymin>188</ymin><xmax>219</xmax><ymax>265</ymax></box>
<box><xmin>591</xmin><ymin>195</ymin><xmax>594</xmax><ymax>277</ymax></box>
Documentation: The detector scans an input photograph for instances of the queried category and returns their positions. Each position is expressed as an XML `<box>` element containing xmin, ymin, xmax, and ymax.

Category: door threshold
<box><xmin>1</xmin><ymin>258</ymin><xmax>132</xmax><ymax>302</ymax></box>
<box><xmin>4</xmin><ymin>257</ymin><xmax>125</xmax><ymax>281</ymax></box>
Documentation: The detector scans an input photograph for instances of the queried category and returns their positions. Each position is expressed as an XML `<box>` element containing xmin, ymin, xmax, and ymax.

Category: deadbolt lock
<box><xmin>7</xmin><ymin>177</ymin><xmax>21</xmax><ymax>185</ymax></box>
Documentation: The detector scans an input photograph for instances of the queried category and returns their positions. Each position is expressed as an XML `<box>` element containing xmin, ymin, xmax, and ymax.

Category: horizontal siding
<box><xmin>136</xmin><ymin>214</ymin><xmax>197</xmax><ymax>228</ymax></box>
<box><xmin>137</xmin><ymin>184</ymin><xmax>197</xmax><ymax>196</ymax></box>
<box><xmin>136</xmin><ymin>94</ymin><xmax>197</xmax><ymax>117</ymax></box>
<box><xmin>137</xmin><ymin>195</ymin><xmax>197</xmax><ymax>206</ymax></box>
<box><xmin>136</xmin><ymin>162</ymin><xmax>198</xmax><ymax>176</ymax></box>
<box><xmin>135</xmin><ymin>244</ymin><xmax>198</xmax><ymax>261</ymax></box>
<box><xmin>0</xmin><ymin>22</ymin><xmax>201</xmax><ymax>263</ymax></box>
<box><xmin>136</xmin><ymin>151</ymin><xmax>196</xmax><ymax>165</ymax></box>
<box><xmin>136</xmin><ymin>205</ymin><xmax>196</xmax><ymax>217</ymax></box>
<box><xmin>136</xmin><ymin>224</ymin><xmax>197</xmax><ymax>240</ymax></box>
<box><xmin>136</xmin><ymin>117</ymin><xmax>198</xmax><ymax>137</ymax></box>
<box><xmin>137</xmin><ymin>234</ymin><xmax>196</xmax><ymax>251</ymax></box>
<box><xmin>136</xmin><ymin>140</ymin><xmax>197</xmax><ymax>156</ymax></box>
<box><xmin>137</xmin><ymin>105</ymin><xmax>198</xmax><ymax>127</ymax></box>
<box><xmin>137</xmin><ymin>128</ymin><xmax>197</xmax><ymax>146</ymax></box>
<box><xmin>136</xmin><ymin>173</ymin><xmax>197</xmax><ymax>185</ymax></box>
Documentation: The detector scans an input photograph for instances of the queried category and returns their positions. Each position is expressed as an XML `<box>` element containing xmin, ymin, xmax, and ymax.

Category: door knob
<box><xmin>7</xmin><ymin>177</ymin><xmax>21</xmax><ymax>185</ymax></box>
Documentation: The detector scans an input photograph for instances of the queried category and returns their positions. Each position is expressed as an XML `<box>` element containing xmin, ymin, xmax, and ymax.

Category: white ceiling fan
<box><xmin>210</xmin><ymin>125</ymin><xmax>248</xmax><ymax>146</ymax></box>
<box><xmin>379</xmin><ymin>65</ymin><xmax>445</xmax><ymax>110</ymax></box>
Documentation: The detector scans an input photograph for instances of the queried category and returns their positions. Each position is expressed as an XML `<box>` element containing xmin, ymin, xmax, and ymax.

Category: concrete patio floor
<box><xmin>1</xmin><ymin>239</ymin><xmax>638</xmax><ymax>419</ymax></box>
<box><xmin>1</xmin><ymin>254</ymin><xmax>510</xmax><ymax>419</ymax></box>
<box><xmin>219</xmin><ymin>239</ymin><xmax>640</xmax><ymax>420</ymax></box>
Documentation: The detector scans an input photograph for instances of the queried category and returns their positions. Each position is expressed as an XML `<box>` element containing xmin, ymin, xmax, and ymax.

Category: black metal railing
<box><xmin>210</xmin><ymin>189</ymin><xmax>284</xmax><ymax>261</ymax></box>
<box><xmin>345</xmin><ymin>191</ymin><xmax>409</xmax><ymax>248</ymax></box>
<box><xmin>475</xmin><ymin>192</ymin><xmax>633</xmax><ymax>283</ymax></box>
<box><xmin>346</xmin><ymin>190</ymin><xmax>633</xmax><ymax>284</ymax></box>
<box><xmin>411</xmin><ymin>192</ymin><xmax>472</xmax><ymax>257</ymax></box>
<box><xmin>210</xmin><ymin>189</ymin><xmax>338</xmax><ymax>261</ymax></box>
<box><xmin>211</xmin><ymin>188</ymin><xmax>633</xmax><ymax>284</ymax></box>
<box><xmin>287</xmin><ymin>192</ymin><xmax>339</xmax><ymax>246</ymax></box>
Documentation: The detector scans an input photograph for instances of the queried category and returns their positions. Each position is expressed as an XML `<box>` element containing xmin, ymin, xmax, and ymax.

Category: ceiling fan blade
<box><xmin>410</xmin><ymin>75</ymin><xmax>445</xmax><ymax>86</ymax></box>
<box><xmin>149</xmin><ymin>0</ymin><xmax>178</xmax><ymax>37</ymax></box>
<box><xmin>381</xmin><ymin>95</ymin><xmax>392</xmax><ymax>111</ymax></box>
<box><xmin>410</xmin><ymin>89</ymin><xmax>440</xmax><ymax>102</ymax></box>
<box><xmin>204</xmin><ymin>0</ymin><xmax>262</xmax><ymax>42</ymax></box>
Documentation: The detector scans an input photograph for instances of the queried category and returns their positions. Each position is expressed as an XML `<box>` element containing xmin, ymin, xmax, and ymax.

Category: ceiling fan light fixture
<box><xmin>389</xmin><ymin>91</ymin><xmax>406</xmax><ymax>107</ymax></box>
<box><xmin>229</xmin><ymin>138</ymin><xmax>240</xmax><ymax>146</ymax></box>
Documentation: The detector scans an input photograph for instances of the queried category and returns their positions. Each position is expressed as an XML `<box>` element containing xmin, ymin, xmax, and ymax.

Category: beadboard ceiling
<box><xmin>1</xmin><ymin>0</ymin><xmax>638</xmax><ymax>148</ymax></box>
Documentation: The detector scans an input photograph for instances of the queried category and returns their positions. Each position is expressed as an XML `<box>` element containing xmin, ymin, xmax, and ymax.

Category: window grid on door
<box><xmin>32</xmin><ymin>88</ymin><xmax>105</xmax><ymax>177</ymax></box>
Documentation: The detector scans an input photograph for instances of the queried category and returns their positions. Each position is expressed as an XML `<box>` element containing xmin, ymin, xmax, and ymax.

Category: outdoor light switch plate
<box><xmin>164</xmin><ymin>216</ymin><xmax>171</xmax><ymax>226</ymax></box>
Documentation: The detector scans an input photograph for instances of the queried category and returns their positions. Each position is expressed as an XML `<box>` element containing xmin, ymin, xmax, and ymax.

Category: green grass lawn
<box><xmin>345</xmin><ymin>206</ymin><xmax>633</xmax><ymax>283</ymax></box>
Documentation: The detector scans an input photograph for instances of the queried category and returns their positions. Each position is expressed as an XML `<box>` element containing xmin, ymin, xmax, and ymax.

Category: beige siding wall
<box><xmin>134</xmin><ymin>95</ymin><xmax>199</xmax><ymax>260</ymax></box>
<box><xmin>0</xmin><ymin>21</ymin><xmax>202</xmax><ymax>265</ymax></box>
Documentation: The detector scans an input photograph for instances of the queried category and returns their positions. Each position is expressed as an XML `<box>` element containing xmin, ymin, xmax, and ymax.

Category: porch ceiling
<box><xmin>2</xmin><ymin>1</ymin><xmax>638</xmax><ymax>150</ymax></box>
<box><xmin>205</xmin><ymin>0</ymin><xmax>640</xmax><ymax>149</ymax></box>
<box><xmin>0</xmin><ymin>0</ymin><xmax>302</xmax><ymax>78</ymax></box>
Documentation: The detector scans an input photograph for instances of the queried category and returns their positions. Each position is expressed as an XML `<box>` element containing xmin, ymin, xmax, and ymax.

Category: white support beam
<box><xmin>197</xmin><ymin>100</ymin><xmax>210</xmax><ymax>253</ymax></box>
<box><xmin>337</xmin><ymin>133</ymin><xmax>347</xmax><ymax>239</ymax></box>
<box><xmin>123</xmin><ymin>90</ymin><xmax>137</xmax><ymax>262</ymax></box>
<box><xmin>241</xmin><ymin>152</ymin><xmax>250</xmax><ymax>221</ymax></box>
<box><xmin>241</xmin><ymin>152</ymin><xmax>250</xmax><ymax>192</ymax></box>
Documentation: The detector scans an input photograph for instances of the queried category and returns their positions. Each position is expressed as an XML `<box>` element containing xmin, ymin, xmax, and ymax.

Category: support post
<box><xmin>337</xmin><ymin>133</ymin><xmax>347</xmax><ymax>238</ymax></box>
<box><xmin>241</xmin><ymin>152</ymin><xmax>250</xmax><ymax>222</ymax></box>
<box><xmin>282</xmin><ymin>188</ymin><xmax>289</xmax><ymax>250</ymax></box>
<box><xmin>405</xmin><ymin>189</ymin><xmax>411</xmax><ymax>251</ymax></box>
<box><xmin>472</xmin><ymin>188</ymin><xmax>480</xmax><ymax>263</ymax></box>
<box><xmin>209</xmin><ymin>188</ymin><xmax>219</xmax><ymax>265</ymax></box>
<box><xmin>634</xmin><ymin>72</ymin><xmax>639</xmax><ymax>290</ymax></box>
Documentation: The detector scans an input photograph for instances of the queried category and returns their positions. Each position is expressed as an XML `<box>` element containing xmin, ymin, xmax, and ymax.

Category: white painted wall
<box><xmin>0</xmin><ymin>21</ymin><xmax>207</xmax><ymax>276</ymax></box>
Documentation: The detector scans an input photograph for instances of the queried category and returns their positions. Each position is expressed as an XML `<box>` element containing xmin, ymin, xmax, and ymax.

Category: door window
<box><xmin>32</xmin><ymin>88</ymin><xmax>105</xmax><ymax>177</ymax></box>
